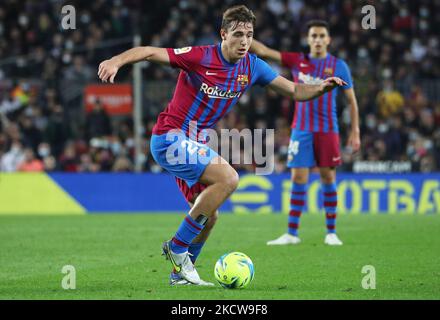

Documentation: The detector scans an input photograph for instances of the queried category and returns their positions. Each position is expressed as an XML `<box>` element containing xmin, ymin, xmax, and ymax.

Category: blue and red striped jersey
<box><xmin>152</xmin><ymin>44</ymin><xmax>278</xmax><ymax>136</ymax></box>
<box><xmin>281</xmin><ymin>52</ymin><xmax>353</xmax><ymax>133</ymax></box>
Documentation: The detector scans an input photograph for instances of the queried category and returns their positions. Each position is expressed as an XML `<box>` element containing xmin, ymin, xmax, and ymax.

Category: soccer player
<box><xmin>250</xmin><ymin>20</ymin><xmax>361</xmax><ymax>246</ymax></box>
<box><xmin>98</xmin><ymin>7</ymin><xmax>347</xmax><ymax>285</ymax></box>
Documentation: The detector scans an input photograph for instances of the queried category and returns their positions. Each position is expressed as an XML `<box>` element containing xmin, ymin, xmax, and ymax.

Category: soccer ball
<box><xmin>214</xmin><ymin>252</ymin><xmax>254</xmax><ymax>289</ymax></box>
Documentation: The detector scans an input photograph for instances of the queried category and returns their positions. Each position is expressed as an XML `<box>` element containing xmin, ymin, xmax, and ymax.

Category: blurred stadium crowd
<box><xmin>0</xmin><ymin>0</ymin><xmax>439</xmax><ymax>173</ymax></box>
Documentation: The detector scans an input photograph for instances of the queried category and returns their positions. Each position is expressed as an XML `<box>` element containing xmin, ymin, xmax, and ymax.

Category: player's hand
<box><xmin>347</xmin><ymin>128</ymin><xmax>361</xmax><ymax>154</ymax></box>
<box><xmin>98</xmin><ymin>58</ymin><xmax>120</xmax><ymax>83</ymax></box>
<box><xmin>321</xmin><ymin>77</ymin><xmax>347</xmax><ymax>93</ymax></box>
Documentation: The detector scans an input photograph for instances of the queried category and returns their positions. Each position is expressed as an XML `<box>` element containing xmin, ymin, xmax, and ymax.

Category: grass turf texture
<box><xmin>1</xmin><ymin>213</ymin><xmax>439</xmax><ymax>300</ymax></box>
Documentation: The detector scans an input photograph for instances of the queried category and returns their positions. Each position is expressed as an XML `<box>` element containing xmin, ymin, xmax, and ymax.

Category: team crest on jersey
<box><xmin>174</xmin><ymin>47</ymin><xmax>192</xmax><ymax>55</ymax></box>
<box><xmin>237</xmin><ymin>74</ymin><xmax>249</xmax><ymax>86</ymax></box>
<box><xmin>324</xmin><ymin>67</ymin><xmax>334</xmax><ymax>76</ymax></box>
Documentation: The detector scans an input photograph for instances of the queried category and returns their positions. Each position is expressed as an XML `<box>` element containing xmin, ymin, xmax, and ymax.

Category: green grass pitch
<box><xmin>1</xmin><ymin>213</ymin><xmax>439</xmax><ymax>300</ymax></box>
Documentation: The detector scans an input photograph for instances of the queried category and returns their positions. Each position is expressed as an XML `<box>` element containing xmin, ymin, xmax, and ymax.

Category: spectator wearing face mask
<box><xmin>1</xmin><ymin>140</ymin><xmax>25</xmax><ymax>172</ymax></box>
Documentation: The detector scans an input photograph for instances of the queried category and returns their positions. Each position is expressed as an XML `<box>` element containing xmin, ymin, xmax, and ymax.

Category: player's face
<box><xmin>307</xmin><ymin>27</ymin><xmax>331</xmax><ymax>56</ymax></box>
<box><xmin>221</xmin><ymin>21</ymin><xmax>254</xmax><ymax>62</ymax></box>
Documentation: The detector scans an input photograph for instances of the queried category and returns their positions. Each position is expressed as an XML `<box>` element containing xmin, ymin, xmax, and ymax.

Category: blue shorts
<box><xmin>287</xmin><ymin>130</ymin><xmax>341</xmax><ymax>168</ymax></box>
<box><xmin>150</xmin><ymin>132</ymin><xmax>219</xmax><ymax>187</ymax></box>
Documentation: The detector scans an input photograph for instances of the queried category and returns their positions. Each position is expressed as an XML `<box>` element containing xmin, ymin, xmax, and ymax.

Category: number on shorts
<box><xmin>289</xmin><ymin>140</ymin><xmax>300</xmax><ymax>155</ymax></box>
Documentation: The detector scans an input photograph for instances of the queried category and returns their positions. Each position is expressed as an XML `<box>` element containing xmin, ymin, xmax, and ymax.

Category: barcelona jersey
<box><xmin>152</xmin><ymin>44</ymin><xmax>278</xmax><ymax>136</ymax></box>
<box><xmin>281</xmin><ymin>52</ymin><xmax>353</xmax><ymax>133</ymax></box>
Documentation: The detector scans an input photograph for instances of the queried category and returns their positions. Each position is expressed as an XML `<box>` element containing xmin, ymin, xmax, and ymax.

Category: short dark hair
<box><xmin>306</xmin><ymin>20</ymin><xmax>330</xmax><ymax>34</ymax></box>
<box><xmin>221</xmin><ymin>5</ymin><xmax>256</xmax><ymax>31</ymax></box>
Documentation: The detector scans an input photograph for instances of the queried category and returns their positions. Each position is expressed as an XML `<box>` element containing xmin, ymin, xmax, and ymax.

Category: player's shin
<box><xmin>322</xmin><ymin>183</ymin><xmax>338</xmax><ymax>234</ymax></box>
<box><xmin>169</xmin><ymin>214</ymin><xmax>209</xmax><ymax>254</ymax></box>
<box><xmin>189</xmin><ymin>212</ymin><xmax>217</xmax><ymax>263</ymax></box>
<box><xmin>289</xmin><ymin>183</ymin><xmax>307</xmax><ymax>236</ymax></box>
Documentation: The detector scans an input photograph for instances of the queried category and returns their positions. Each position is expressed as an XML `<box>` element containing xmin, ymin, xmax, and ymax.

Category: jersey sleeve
<box><xmin>280</xmin><ymin>52</ymin><xmax>302</xmax><ymax>69</ymax></box>
<box><xmin>335</xmin><ymin>59</ymin><xmax>353</xmax><ymax>89</ymax></box>
<box><xmin>166</xmin><ymin>46</ymin><xmax>205</xmax><ymax>71</ymax></box>
<box><xmin>252</xmin><ymin>57</ymin><xmax>279</xmax><ymax>87</ymax></box>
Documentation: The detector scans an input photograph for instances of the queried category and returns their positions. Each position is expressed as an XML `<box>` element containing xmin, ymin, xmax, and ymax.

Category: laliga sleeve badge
<box><xmin>174</xmin><ymin>47</ymin><xmax>192</xmax><ymax>55</ymax></box>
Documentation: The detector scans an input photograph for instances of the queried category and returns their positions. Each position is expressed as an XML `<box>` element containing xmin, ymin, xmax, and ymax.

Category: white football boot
<box><xmin>169</xmin><ymin>272</ymin><xmax>191</xmax><ymax>286</ymax></box>
<box><xmin>162</xmin><ymin>240</ymin><xmax>214</xmax><ymax>286</ymax></box>
<box><xmin>266</xmin><ymin>233</ymin><xmax>301</xmax><ymax>245</ymax></box>
<box><xmin>324</xmin><ymin>233</ymin><xmax>343</xmax><ymax>246</ymax></box>
<box><xmin>169</xmin><ymin>272</ymin><xmax>214</xmax><ymax>286</ymax></box>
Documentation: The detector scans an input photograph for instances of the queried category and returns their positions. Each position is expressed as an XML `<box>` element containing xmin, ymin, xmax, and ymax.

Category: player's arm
<box><xmin>267</xmin><ymin>75</ymin><xmax>347</xmax><ymax>101</ymax></box>
<box><xmin>98</xmin><ymin>46</ymin><xmax>169</xmax><ymax>83</ymax></box>
<box><xmin>344</xmin><ymin>88</ymin><xmax>361</xmax><ymax>154</ymax></box>
<box><xmin>250</xmin><ymin>39</ymin><xmax>282</xmax><ymax>63</ymax></box>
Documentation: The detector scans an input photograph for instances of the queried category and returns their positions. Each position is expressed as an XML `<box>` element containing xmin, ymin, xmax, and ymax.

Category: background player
<box><xmin>251</xmin><ymin>20</ymin><xmax>361</xmax><ymax>246</ymax></box>
<box><xmin>98</xmin><ymin>7</ymin><xmax>347</xmax><ymax>285</ymax></box>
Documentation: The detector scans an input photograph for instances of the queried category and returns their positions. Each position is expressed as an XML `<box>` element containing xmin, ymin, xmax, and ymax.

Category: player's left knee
<box><xmin>224</xmin><ymin>170</ymin><xmax>239</xmax><ymax>194</ymax></box>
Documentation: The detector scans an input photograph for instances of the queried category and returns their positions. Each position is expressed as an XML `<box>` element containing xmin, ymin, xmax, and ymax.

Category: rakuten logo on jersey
<box><xmin>200</xmin><ymin>83</ymin><xmax>242</xmax><ymax>99</ymax></box>
<box><xmin>298</xmin><ymin>72</ymin><xmax>323</xmax><ymax>85</ymax></box>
